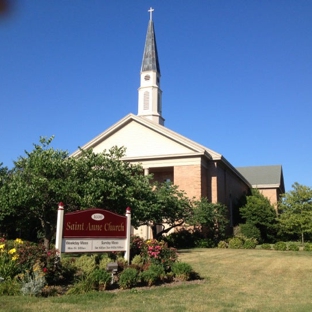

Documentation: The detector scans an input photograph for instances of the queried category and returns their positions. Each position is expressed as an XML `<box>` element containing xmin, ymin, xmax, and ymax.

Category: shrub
<box><xmin>89</xmin><ymin>269</ymin><xmax>111</xmax><ymax>290</ymax></box>
<box><xmin>288</xmin><ymin>243</ymin><xmax>299</xmax><ymax>251</ymax></box>
<box><xmin>240</xmin><ymin>223</ymin><xmax>261</xmax><ymax>241</ymax></box>
<box><xmin>72</xmin><ymin>254</ymin><xmax>97</xmax><ymax>276</ymax></box>
<box><xmin>0</xmin><ymin>278</ymin><xmax>21</xmax><ymax>295</ymax></box>
<box><xmin>118</xmin><ymin>268</ymin><xmax>138</xmax><ymax>289</ymax></box>
<box><xmin>243</xmin><ymin>238</ymin><xmax>257</xmax><ymax>249</ymax></box>
<box><xmin>131</xmin><ymin>255</ymin><xmax>143</xmax><ymax>267</ymax></box>
<box><xmin>274</xmin><ymin>241</ymin><xmax>287</xmax><ymax>251</ymax></box>
<box><xmin>0</xmin><ymin>238</ymin><xmax>24</xmax><ymax>280</ymax></box>
<box><xmin>261</xmin><ymin>243</ymin><xmax>272</xmax><ymax>250</ymax></box>
<box><xmin>217</xmin><ymin>240</ymin><xmax>228</xmax><ymax>248</ymax></box>
<box><xmin>98</xmin><ymin>254</ymin><xmax>116</xmax><ymax>271</ymax></box>
<box><xmin>19</xmin><ymin>262</ymin><xmax>47</xmax><ymax>296</ymax></box>
<box><xmin>303</xmin><ymin>243</ymin><xmax>312</xmax><ymax>251</ymax></box>
<box><xmin>163</xmin><ymin>230</ymin><xmax>197</xmax><ymax>249</ymax></box>
<box><xmin>130</xmin><ymin>236</ymin><xmax>144</xmax><ymax>259</ymax></box>
<box><xmin>140</xmin><ymin>264</ymin><xmax>165</xmax><ymax>286</ymax></box>
<box><xmin>14</xmin><ymin>239</ymin><xmax>63</xmax><ymax>285</ymax></box>
<box><xmin>140</xmin><ymin>239</ymin><xmax>178</xmax><ymax>270</ymax></box>
<box><xmin>228</xmin><ymin>237</ymin><xmax>243</xmax><ymax>249</ymax></box>
<box><xmin>233</xmin><ymin>225</ymin><xmax>242</xmax><ymax>237</ymax></box>
<box><xmin>171</xmin><ymin>262</ymin><xmax>193</xmax><ymax>281</ymax></box>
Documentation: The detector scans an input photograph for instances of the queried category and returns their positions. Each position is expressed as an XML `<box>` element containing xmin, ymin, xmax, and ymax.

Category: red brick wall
<box><xmin>174</xmin><ymin>165</ymin><xmax>202</xmax><ymax>199</ymax></box>
<box><xmin>258</xmin><ymin>188</ymin><xmax>279</xmax><ymax>210</ymax></box>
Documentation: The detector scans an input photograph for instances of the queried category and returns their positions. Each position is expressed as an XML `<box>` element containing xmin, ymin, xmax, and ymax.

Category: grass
<box><xmin>1</xmin><ymin>248</ymin><xmax>312</xmax><ymax>311</ymax></box>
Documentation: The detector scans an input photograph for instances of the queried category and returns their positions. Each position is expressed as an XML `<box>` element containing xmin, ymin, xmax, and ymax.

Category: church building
<box><xmin>71</xmin><ymin>8</ymin><xmax>285</xmax><ymax>238</ymax></box>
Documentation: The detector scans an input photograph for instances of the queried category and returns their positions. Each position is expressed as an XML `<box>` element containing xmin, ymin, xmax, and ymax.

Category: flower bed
<box><xmin>0</xmin><ymin>236</ymin><xmax>198</xmax><ymax>296</ymax></box>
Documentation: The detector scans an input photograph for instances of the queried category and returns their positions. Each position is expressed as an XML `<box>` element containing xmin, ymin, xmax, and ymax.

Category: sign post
<box><xmin>55</xmin><ymin>202</ymin><xmax>64</xmax><ymax>257</ymax></box>
<box><xmin>124</xmin><ymin>207</ymin><xmax>131</xmax><ymax>264</ymax></box>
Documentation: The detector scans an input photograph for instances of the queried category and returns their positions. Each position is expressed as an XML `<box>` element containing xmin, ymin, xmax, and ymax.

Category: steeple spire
<box><xmin>138</xmin><ymin>8</ymin><xmax>164</xmax><ymax>125</ymax></box>
<box><xmin>141</xmin><ymin>9</ymin><xmax>160</xmax><ymax>74</ymax></box>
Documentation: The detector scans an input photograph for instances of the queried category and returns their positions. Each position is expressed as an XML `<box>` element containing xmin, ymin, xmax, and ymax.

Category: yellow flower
<box><xmin>0</xmin><ymin>243</ymin><xmax>5</xmax><ymax>250</ymax></box>
<box><xmin>14</xmin><ymin>238</ymin><xmax>23</xmax><ymax>245</ymax></box>
<box><xmin>12</xmin><ymin>255</ymin><xmax>19</xmax><ymax>261</ymax></box>
<box><xmin>8</xmin><ymin>248</ymin><xmax>16</xmax><ymax>254</ymax></box>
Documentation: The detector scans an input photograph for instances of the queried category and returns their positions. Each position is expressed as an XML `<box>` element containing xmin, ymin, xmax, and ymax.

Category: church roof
<box><xmin>236</xmin><ymin>165</ymin><xmax>285</xmax><ymax>192</ymax></box>
<box><xmin>71</xmin><ymin>113</ymin><xmax>221</xmax><ymax>159</ymax></box>
<box><xmin>141</xmin><ymin>19</ymin><xmax>160</xmax><ymax>73</ymax></box>
<box><xmin>71</xmin><ymin>113</ymin><xmax>251</xmax><ymax>187</ymax></box>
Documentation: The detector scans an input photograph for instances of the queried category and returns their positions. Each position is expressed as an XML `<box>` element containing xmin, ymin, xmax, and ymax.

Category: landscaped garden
<box><xmin>0</xmin><ymin>236</ymin><xmax>197</xmax><ymax>297</ymax></box>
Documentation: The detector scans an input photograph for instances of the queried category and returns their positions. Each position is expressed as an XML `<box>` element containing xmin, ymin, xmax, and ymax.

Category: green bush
<box><xmin>89</xmin><ymin>269</ymin><xmax>111</xmax><ymax>289</ymax></box>
<box><xmin>274</xmin><ymin>241</ymin><xmax>287</xmax><ymax>251</ymax></box>
<box><xmin>303</xmin><ymin>243</ymin><xmax>312</xmax><ymax>251</ymax></box>
<box><xmin>163</xmin><ymin>230</ymin><xmax>199</xmax><ymax>249</ymax></box>
<box><xmin>131</xmin><ymin>255</ymin><xmax>143</xmax><ymax>267</ymax></box>
<box><xmin>98</xmin><ymin>255</ymin><xmax>116</xmax><ymax>271</ymax></box>
<box><xmin>0</xmin><ymin>278</ymin><xmax>21</xmax><ymax>295</ymax></box>
<box><xmin>243</xmin><ymin>238</ymin><xmax>257</xmax><ymax>249</ymax></box>
<box><xmin>240</xmin><ymin>223</ymin><xmax>261</xmax><ymax>241</ymax></box>
<box><xmin>72</xmin><ymin>254</ymin><xmax>97</xmax><ymax>276</ymax></box>
<box><xmin>118</xmin><ymin>268</ymin><xmax>138</xmax><ymax>289</ymax></box>
<box><xmin>217</xmin><ymin>241</ymin><xmax>228</xmax><ymax>248</ymax></box>
<box><xmin>261</xmin><ymin>243</ymin><xmax>272</xmax><ymax>250</ymax></box>
<box><xmin>288</xmin><ymin>243</ymin><xmax>299</xmax><ymax>251</ymax></box>
<box><xmin>140</xmin><ymin>264</ymin><xmax>165</xmax><ymax>286</ymax></box>
<box><xmin>228</xmin><ymin>237</ymin><xmax>243</xmax><ymax>249</ymax></box>
<box><xmin>171</xmin><ymin>262</ymin><xmax>193</xmax><ymax>281</ymax></box>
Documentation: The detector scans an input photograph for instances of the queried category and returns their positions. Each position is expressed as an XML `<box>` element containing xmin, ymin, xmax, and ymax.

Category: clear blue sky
<box><xmin>1</xmin><ymin>1</ymin><xmax>311</xmax><ymax>192</ymax></box>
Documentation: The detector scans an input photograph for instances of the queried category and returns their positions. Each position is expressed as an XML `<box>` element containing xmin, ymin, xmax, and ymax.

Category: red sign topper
<box><xmin>63</xmin><ymin>208</ymin><xmax>127</xmax><ymax>238</ymax></box>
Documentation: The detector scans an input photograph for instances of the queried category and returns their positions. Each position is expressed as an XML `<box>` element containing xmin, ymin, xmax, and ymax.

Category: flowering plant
<box><xmin>140</xmin><ymin>239</ymin><xmax>178</xmax><ymax>270</ymax></box>
<box><xmin>0</xmin><ymin>238</ymin><xmax>23</xmax><ymax>280</ymax></box>
<box><xmin>15</xmin><ymin>241</ymin><xmax>61</xmax><ymax>285</ymax></box>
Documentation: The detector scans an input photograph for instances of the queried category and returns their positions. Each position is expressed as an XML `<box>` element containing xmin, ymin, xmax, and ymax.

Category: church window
<box><xmin>144</xmin><ymin>91</ymin><xmax>149</xmax><ymax>110</ymax></box>
<box><xmin>144</xmin><ymin>75</ymin><xmax>150</xmax><ymax>81</ymax></box>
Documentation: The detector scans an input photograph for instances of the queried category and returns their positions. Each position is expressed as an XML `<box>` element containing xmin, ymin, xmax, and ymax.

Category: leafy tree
<box><xmin>278</xmin><ymin>182</ymin><xmax>312</xmax><ymax>244</ymax></box>
<box><xmin>138</xmin><ymin>181</ymin><xmax>193</xmax><ymax>239</ymax></box>
<box><xmin>188</xmin><ymin>198</ymin><xmax>229</xmax><ymax>242</ymax></box>
<box><xmin>0</xmin><ymin>137</ymin><xmax>195</xmax><ymax>247</ymax></box>
<box><xmin>239</xmin><ymin>189</ymin><xmax>277</xmax><ymax>243</ymax></box>
<box><xmin>0</xmin><ymin>137</ymin><xmax>70</xmax><ymax>247</ymax></box>
<box><xmin>0</xmin><ymin>163</ymin><xmax>9</xmax><ymax>183</ymax></box>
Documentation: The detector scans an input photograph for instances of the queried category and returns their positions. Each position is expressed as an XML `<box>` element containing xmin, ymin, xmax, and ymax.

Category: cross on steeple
<box><xmin>148</xmin><ymin>7</ymin><xmax>154</xmax><ymax>20</ymax></box>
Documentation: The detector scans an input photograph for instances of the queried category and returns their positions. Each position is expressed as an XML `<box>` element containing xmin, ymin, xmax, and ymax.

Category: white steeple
<box><xmin>138</xmin><ymin>7</ymin><xmax>164</xmax><ymax>125</ymax></box>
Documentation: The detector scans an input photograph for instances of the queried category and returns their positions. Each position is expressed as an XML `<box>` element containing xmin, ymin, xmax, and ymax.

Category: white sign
<box><xmin>62</xmin><ymin>238</ymin><xmax>126</xmax><ymax>253</ymax></box>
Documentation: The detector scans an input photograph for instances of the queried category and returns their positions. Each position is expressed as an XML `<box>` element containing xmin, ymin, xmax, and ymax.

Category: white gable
<box><xmin>92</xmin><ymin>119</ymin><xmax>197</xmax><ymax>157</ymax></box>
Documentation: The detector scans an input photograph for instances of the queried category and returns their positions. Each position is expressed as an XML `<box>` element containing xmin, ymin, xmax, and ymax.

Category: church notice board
<box><xmin>55</xmin><ymin>206</ymin><xmax>131</xmax><ymax>255</ymax></box>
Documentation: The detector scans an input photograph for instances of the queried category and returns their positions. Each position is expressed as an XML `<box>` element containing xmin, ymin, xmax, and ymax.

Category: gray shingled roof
<box><xmin>236</xmin><ymin>165</ymin><xmax>284</xmax><ymax>191</ymax></box>
<box><xmin>141</xmin><ymin>20</ymin><xmax>160</xmax><ymax>73</ymax></box>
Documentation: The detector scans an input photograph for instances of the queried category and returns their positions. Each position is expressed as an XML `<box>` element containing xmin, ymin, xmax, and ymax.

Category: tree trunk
<box><xmin>40</xmin><ymin>218</ymin><xmax>53</xmax><ymax>250</ymax></box>
<box><xmin>43</xmin><ymin>237</ymin><xmax>50</xmax><ymax>250</ymax></box>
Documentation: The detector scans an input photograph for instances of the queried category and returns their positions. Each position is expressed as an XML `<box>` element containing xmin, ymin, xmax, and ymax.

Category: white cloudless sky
<box><xmin>1</xmin><ymin>1</ymin><xmax>312</xmax><ymax>191</ymax></box>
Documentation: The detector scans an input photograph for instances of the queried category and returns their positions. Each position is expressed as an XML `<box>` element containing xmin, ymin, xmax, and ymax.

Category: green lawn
<box><xmin>1</xmin><ymin>248</ymin><xmax>312</xmax><ymax>312</ymax></box>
